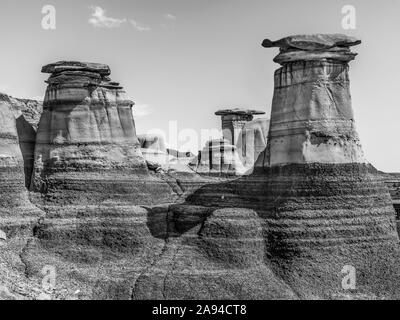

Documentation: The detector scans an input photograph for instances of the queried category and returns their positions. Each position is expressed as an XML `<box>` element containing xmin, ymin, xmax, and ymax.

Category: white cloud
<box><xmin>132</xmin><ymin>104</ymin><xmax>154</xmax><ymax>118</ymax></box>
<box><xmin>130</xmin><ymin>20</ymin><xmax>151</xmax><ymax>32</ymax></box>
<box><xmin>164</xmin><ymin>13</ymin><xmax>176</xmax><ymax>21</ymax></box>
<box><xmin>88</xmin><ymin>6</ymin><xmax>127</xmax><ymax>28</ymax></box>
<box><xmin>161</xmin><ymin>13</ymin><xmax>176</xmax><ymax>29</ymax></box>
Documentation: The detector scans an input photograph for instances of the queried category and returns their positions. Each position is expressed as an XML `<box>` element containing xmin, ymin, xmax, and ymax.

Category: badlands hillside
<box><xmin>1</xmin><ymin>35</ymin><xmax>400</xmax><ymax>300</ymax></box>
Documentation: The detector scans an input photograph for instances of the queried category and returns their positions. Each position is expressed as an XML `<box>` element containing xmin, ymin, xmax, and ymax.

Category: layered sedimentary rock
<box><xmin>6</xmin><ymin>95</ymin><xmax>43</xmax><ymax>129</ymax></box>
<box><xmin>215</xmin><ymin>108</ymin><xmax>265</xmax><ymax>146</ymax></box>
<box><xmin>261</xmin><ymin>34</ymin><xmax>361</xmax><ymax>65</ymax></box>
<box><xmin>261</xmin><ymin>35</ymin><xmax>400</xmax><ymax>298</ymax></box>
<box><xmin>2</xmin><ymin>37</ymin><xmax>400</xmax><ymax>299</ymax></box>
<box><xmin>33</xmin><ymin>61</ymin><xmax>175</xmax><ymax>205</ymax></box>
<box><xmin>0</xmin><ymin>94</ymin><xmax>43</xmax><ymax>187</ymax></box>
<box><xmin>30</xmin><ymin>62</ymin><xmax>178</xmax><ymax>272</ymax></box>
<box><xmin>0</xmin><ymin>102</ymin><xmax>42</xmax><ymax>234</ymax></box>
<box><xmin>0</xmin><ymin>96</ymin><xmax>48</xmax><ymax>300</ymax></box>
<box><xmin>186</xmin><ymin>34</ymin><xmax>400</xmax><ymax>298</ymax></box>
<box><xmin>129</xmin><ymin>205</ymin><xmax>297</xmax><ymax>300</ymax></box>
<box><xmin>261</xmin><ymin>35</ymin><xmax>365</xmax><ymax>166</ymax></box>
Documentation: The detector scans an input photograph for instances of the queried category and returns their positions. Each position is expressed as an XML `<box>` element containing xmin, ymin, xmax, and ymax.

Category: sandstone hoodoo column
<box><xmin>0</xmin><ymin>102</ymin><xmax>42</xmax><ymax>235</ymax></box>
<box><xmin>215</xmin><ymin>108</ymin><xmax>265</xmax><ymax>146</ymax></box>
<box><xmin>31</xmin><ymin>62</ymin><xmax>177</xmax><ymax>272</ymax></box>
<box><xmin>261</xmin><ymin>34</ymin><xmax>400</xmax><ymax>298</ymax></box>
<box><xmin>215</xmin><ymin>108</ymin><xmax>268</xmax><ymax>171</ymax></box>
<box><xmin>262</xmin><ymin>34</ymin><xmax>365</xmax><ymax>166</ymax></box>
<box><xmin>33</xmin><ymin>61</ymin><xmax>174</xmax><ymax>205</ymax></box>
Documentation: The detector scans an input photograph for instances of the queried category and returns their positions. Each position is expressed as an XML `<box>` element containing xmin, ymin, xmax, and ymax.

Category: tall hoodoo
<box><xmin>262</xmin><ymin>34</ymin><xmax>364</xmax><ymax>166</ymax></box>
<box><xmin>215</xmin><ymin>108</ymin><xmax>265</xmax><ymax>147</ymax></box>
<box><xmin>31</xmin><ymin>61</ymin><xmax>177</xmax><ymax>265</ymax></box>
<box><xmin>260</xmin><ymin>34</ymin><xmax>400</xmax><ymax>297</ymax></box>
<box><xmin>33</xmin><ymin>61</ymin><xmax>173</xmax><ymax>205</ymax></box>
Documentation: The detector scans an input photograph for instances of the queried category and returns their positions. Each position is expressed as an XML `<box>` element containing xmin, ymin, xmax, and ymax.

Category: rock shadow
<box><xmin>16</xmin><ymin>115</ymin><xmax>37</xmax><ymax>188</ymax></box>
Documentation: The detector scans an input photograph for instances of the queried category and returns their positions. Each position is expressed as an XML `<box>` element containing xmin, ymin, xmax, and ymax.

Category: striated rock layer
<box><xmin>0</xmin><ymin>94</ymin><xmax>43</xmax><ymax>188</ymax></box>
<box><xmin>185</xmin><ymin>34</ymin><xmax>400</xmax><ymax>298</ymax></box>
<box><xmin>128</xmin><ymin>205</ymin><xmax>297</xmax><ymax>300</ymax></box>
<box><xmin>26</xmin><ymin>61</ymin><xmax>289</xmax><ymax>299</ymax></box>
<box><xmin>77</xmin><ymin>35</ymin><xmax>400</xmax><ymax>300</ymax></box>
<box><xmin>0</xmin><ymin>101</ymin><xmax>42</xmax><ymax>235</ymax></box>
<box><xmin>382</xmin><ymin>173</ymin><xmax>400</xmax><ymax>231</ymax></box>
<box><xmin>30</xmin><ymin>62</ymin><xmax>178</xmax><ymax>269</ymax></box>
<box><xmin>33</xmin><ymin>61</ymin><xmax>175</xmax><ymax>205</ymax></box>
<box><xmin>2</xmin><ymin>39</ymin><xmax>400</xmax><ymax>299</ymax></box>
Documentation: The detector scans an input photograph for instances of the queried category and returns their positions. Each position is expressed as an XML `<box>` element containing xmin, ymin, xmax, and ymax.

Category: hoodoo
<box><xmin>33</xmin><ymin>61</ymin><xmax>174</xmax><ymax>205</ymax></box>
<box><xmin>0</xmin><ymin>94</ymin><xmax>43</xmax><ymax>188</ymax></box>
<box><xmin>31</xmin><ymin>61</ymin><xmax>177</xmax><ymax>269</ymax></box>
<box><xmin>184</xmin><ymin>34</ymin><xmax>400</xmax><ymax>299</ymax></box>
<box><xmin>259</xmin><ymin>34</ymin><xmax>400</xmax><ymax>298</ymax></box>
<box><xmin>261</xmin><ymin>34</ymin><xmax>365</xmax><ymax>166</ymax></box>
<box><xmin>1</xmin><ymin>37</ymin><xmax>400</xmax><ymax>299</ymax></box>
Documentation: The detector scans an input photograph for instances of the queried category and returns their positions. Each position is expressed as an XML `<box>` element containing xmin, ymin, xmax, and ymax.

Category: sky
<box><xmin>0</xmin><ymin>0</ymin><xmax>399</xmax><ymax>172</ymax></box>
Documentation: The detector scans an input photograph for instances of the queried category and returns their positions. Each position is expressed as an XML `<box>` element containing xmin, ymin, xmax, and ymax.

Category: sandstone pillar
<box><xmin>215</xmin><ymin>108</ymin><xmax>265</xmax><ymax>146</ymax></box>
<box><xmin>0</xmin><ymin>102</ymin><xmax>42</xmax><ymax>235</ymax></box>
<box><xmin>140</xmin><ymin>34</ymin><xmax>400</xmax><ymax>299</ymax></box>
<box><xmin>33</xmin><ymin>61</ymin><xmax>174</xmax><ymax>206</ymax></box>
<box><xmin>31</xmin><ymin>61</ymin><xmax>176</xmax><ymax>264</ymax></box>
<box><xmin>215</xmin><ymin>108</ymin><xmax>267</xmax><ymax>171</ymax></box>
<box><xmin>259</xmin><ymin>34</ymin><xmax>400</xmax><ymax>298</ymax></box>
<box><xmin>263</xmin><ymin>35</ymin><xmax>365</xmax><ymax>166</ymax></box>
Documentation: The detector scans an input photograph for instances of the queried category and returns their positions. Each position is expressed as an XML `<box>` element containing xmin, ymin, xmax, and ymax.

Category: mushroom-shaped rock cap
<box><xmin>263</xmin><ymin>34</ymin><xmax>361</xmax><ymax>64</ymax></box>
<box><xmin>215</xmin><ymin>108</ymin><xmax>266</xmax><ymax>116</ymax></box>
<box><xmin>42</xmin><ymin>61</ymin><xmax>111</xmax><ymax>76</ymax></box>
<box><xmin>262</xmin><ymin>34</ymin><xmax>361</xmax><ymax>51</ymax></box>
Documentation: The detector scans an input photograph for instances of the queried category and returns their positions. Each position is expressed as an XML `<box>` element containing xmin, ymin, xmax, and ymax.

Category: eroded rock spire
<box><xmin>31</xmin><ymin>61</ymin><xmax>177</xmax><ymax>272</ymax></box>
<box><xmin>261</xmin><ymin>34</ymin><xmax>365</xmax><ymax>166</ymax></box>
<box><xmin>33</xmin><ymin>61</ymin><xmax>174</xmax><ymax>204</ymax></box>
<box><xmin>259</xmin><ymin>34</ymin><xmax>400</xmax><ymax>298</ymax></box>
